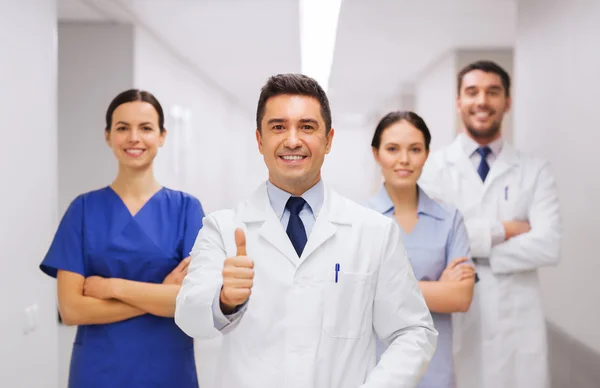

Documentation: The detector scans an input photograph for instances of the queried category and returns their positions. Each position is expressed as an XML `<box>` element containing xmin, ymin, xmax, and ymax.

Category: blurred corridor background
<box><xmin>1</xmin><ymin>0</ymin><xmax>598</xmax><ymax>387</ymax></box>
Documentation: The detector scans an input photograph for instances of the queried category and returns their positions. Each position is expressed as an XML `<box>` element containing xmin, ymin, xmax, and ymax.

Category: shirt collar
<box><xmin>368</xmin><ymin>184</ymin><xmax>395</xmax><ymax>215</ymax></box>
<box><xmin>266</xmin><ymin>179</ymin><xmax>324</xmax><ymax>219</ymax></box>
<box><xmin>416</xmin><ymin>186</ymin><xmax>446</xmax><ymax>220</ymax></box>
<box><xmin>368</xmin><ymin>184</ymin><xmax>446</xmax><ymax>220</ymax></box>
<box><xmin>459</xmin><ymin>132</ymin><xmax>504</xmax><ymax>158</ymax></box>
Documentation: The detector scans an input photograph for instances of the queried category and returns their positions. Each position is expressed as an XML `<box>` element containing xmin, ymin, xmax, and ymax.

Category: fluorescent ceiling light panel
<box><xmin>299</xmin><ymin>0</ymin><xmax>342</xmax><ymax>92</ymax></box>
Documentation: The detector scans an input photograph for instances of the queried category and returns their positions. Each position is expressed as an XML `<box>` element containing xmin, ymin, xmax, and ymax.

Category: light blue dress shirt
<box><xmin>266</xmin><ymin>179</ymin><xmax>324</xmax><ymax>238</ymax></box>
<box><xmin>366</xmin><ymin>184</ymin><xmax>472</xmax><ymax>388</ymax></box>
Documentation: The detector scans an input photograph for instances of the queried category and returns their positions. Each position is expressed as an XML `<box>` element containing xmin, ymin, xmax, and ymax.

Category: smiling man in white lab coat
<box><xmin>175</xmin><ymin>73</ymin><xmax>437</xmax><ymax>388</ymax></box>
<box><xmin>419</xmin><ymin>60</ymin><xmax>562</xmax><ymax>388</ymax></box>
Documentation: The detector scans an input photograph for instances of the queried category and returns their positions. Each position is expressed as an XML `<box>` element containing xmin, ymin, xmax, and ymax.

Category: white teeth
<box><xmin>281</xmin><ymin>155</ymin><xmax>304</xmax><ymax>160</ymax></box>
<box><xmin>475</xmin><ymin>112</ymin><xmax>491</xmax><ymax>118</ymax></box>
<box><xmin>125</xmin><ymin>149</ymin><xmax>143</xmax><ymax>155</ymax></box>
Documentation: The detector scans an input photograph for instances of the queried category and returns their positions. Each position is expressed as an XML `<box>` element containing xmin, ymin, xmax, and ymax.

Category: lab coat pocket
<box><xmin>323</xmin><ymin>271</ymin><xmax>375</xmax><ymax>339</ymax></box>
<box><xmin>497</xmin><ymin>187</ymin><xmax>530</xmax><ymax>221</ymax></box>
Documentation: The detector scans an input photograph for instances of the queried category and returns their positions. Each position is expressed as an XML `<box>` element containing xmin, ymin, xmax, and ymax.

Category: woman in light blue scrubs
<box><xmin>40</xmin><ymin>89</ymin><xmax>204</xmax><ymax>388</ymax></box>
<box><xmin>366</xmin><ymin>111</ymin><xmax>476</xmax><ymax>388</ymax></box>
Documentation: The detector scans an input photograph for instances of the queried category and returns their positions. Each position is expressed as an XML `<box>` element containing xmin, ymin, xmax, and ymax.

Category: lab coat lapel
<box><xmin>446</xmin><ymin>137</ymin><xmax>483</xmax><ymax>188</ymax></box>
<box><xmin>259</xmin><ymin>216</ymin><xmax>300</xmax><ymax>267</ymax></box>
<box><xmin>239</xmin><ymin>183</ymin><xmax>301</xmax><ymax>267</ymax></box>
<box><xmin>301</xmin><ymin>187</ymin><xmax>351</xmax><ymax>262</ymax></box>
<box><xmin>483</xmin><ymin>141</ymin><xmax>519</xmax><ymax>190</ymax></box>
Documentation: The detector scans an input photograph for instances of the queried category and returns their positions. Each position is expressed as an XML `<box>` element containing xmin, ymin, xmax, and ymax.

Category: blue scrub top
<box><xmin>40</xmin><ymin>186</ymin><xmax>204</xmax><ymax>388</ymax></box>
<box><xmin>366</xmin><ymin>184</ymin><xmax>471</xmax><ymax>388</ymax></box>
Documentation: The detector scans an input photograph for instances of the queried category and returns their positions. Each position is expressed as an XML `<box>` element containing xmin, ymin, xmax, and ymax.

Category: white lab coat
<box><xmin>418</xmin><ymin>135</ymin><xmax>561</xmax><ymax>388</ymax></box>
<box><xmin>175</xmin><ymin>182</ymin><xmax>437</xmax><ymax>388</ymax></box>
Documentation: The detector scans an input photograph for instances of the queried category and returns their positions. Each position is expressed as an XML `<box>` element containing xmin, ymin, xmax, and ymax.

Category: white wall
<box><xmin>415</xmin><ymin>52</ymin><xmax>458</xmax><ymax>150</ymax></box>
<box><xmin>399</xmin><ymin>92</ymin><xmax>416</xmax><ymax>112</ymax></box>
<box><xmin>322</xmin><ymin>123</ymin><xmax>381</xmax><ymax>203</ymax></box>
<box><xmin>0</xmin><ymin>1</ymin><xmax>59</xmax><ymax>387</ymax></box>
<box><xmin>133</xmin><ymin>27</ymin><xmax>261</xmax><ymax>213</ymax></box>
<box><xmin>514</xmin><ymin>0</ymin><xmax>600</xmax><ymax>352</ymax></box>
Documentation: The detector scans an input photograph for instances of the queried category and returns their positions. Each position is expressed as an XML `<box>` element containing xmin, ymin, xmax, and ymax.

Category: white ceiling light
<box><xmin>299</xmin><ymin>0</ymin><xmax>343</xmax><ymax>93</ymax></box>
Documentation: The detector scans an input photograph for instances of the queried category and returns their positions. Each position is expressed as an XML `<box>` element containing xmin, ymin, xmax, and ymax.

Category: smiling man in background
<box><xmin>419</xmin><ymin>60</ymin><xmax>562</xmax><ymax>388</ymax></box>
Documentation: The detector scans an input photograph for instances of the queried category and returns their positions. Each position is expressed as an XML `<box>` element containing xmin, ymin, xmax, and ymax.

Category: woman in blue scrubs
<box><xmin>366</xmin><ymin>111</ymin><xmax>476</xmax><ymax>388</ymax></box>
<box><xmin>40</xmin><ymin>89</ymin><xmax>204</xmax><ymax>388</ymax></box>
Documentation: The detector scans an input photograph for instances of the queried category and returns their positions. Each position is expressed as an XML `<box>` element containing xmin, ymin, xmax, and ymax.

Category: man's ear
<box><xmin>324</xmin><ymin>128</ymin><xmax>335</xmax><ymax>154</ymax></box>
<box><xmin>256</xmin><ymin>129</ymin><xmax>264</xmax><ymax>154</ymax></box>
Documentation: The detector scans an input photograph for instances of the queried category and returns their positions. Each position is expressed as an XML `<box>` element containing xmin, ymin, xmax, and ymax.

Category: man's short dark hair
<box><xmin>457</xmin><ymin>60</ymin><xmax>511</xmax><ymax>97</ymax></box>
<box><xmin>256</xmin><ymin>74</ymin><xmax>332</xmax><ymax>134</ymax></box>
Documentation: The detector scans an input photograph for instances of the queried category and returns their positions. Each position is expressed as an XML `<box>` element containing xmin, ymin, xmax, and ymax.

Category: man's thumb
<box><xmin>235</xmin><ymin>228</ymin><xmax>247</xmax><ymax>256</ymax></box>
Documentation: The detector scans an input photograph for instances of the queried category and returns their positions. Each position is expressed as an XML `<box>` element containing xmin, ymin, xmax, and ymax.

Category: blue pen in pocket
<box><xmin>505</xmin><ymin>186</ymin><xmax>509</xmax><ymax>201</ymax></box>
<box><xmin>335</xmin><ymin>263</ymin><xmax>340</xmax><ymax>283</ymax></box>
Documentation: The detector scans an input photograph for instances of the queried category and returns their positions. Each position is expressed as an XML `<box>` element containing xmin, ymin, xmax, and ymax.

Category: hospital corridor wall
<box><xmin>0</xmin><ymin>2</ymin><xmax>60</xmax><ymax>388</ymax></box>
<box><xmin>513</xmin><ymin>1</ymin><xmax>600</xmax><ymax>387</ymax></box>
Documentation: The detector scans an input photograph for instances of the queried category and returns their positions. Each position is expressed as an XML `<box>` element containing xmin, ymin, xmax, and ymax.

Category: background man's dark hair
<box><xmin>256</xmin><ymin>74</ymin><xmax>332</xmax><ymax>134</ymax></box>
<box><xmin>457</xmin><ymin>60</ymin><xmax>511</xmax><ymax>97</ymax></box>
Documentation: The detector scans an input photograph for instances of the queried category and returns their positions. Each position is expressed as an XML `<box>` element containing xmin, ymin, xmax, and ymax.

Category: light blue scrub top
<box><xmin>366</xmin><ymin>184</ymin><xmax>472</xmax><ymax>388</ymax></box>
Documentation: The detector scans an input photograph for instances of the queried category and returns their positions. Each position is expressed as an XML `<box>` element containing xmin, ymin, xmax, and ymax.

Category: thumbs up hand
<box><xmin>220</xmin><ymin>228</ymin><xmax>254</xmax><ymax>314</ymax></box>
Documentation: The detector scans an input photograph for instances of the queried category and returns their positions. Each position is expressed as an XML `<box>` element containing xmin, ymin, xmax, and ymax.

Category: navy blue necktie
<box><xmin>476</xmin><ymin>147</ymin><xmax>492</xmax><ymax>182</ymax></box>
<box><xmin>285</xmin><ymin>196</ymin><xmax>307</xmax><ymax>257</ymax></box>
